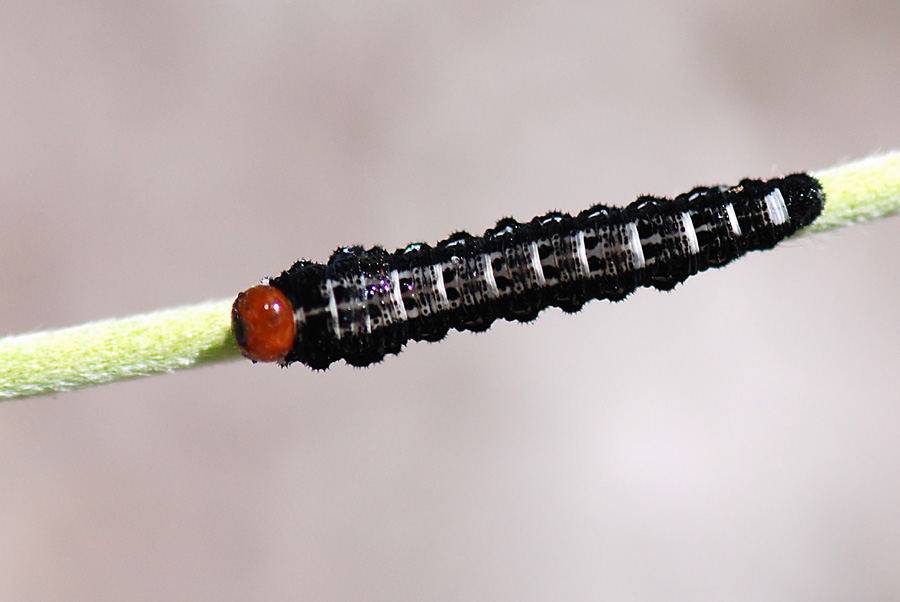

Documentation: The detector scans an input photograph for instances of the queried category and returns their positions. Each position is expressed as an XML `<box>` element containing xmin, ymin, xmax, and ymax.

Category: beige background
<box><xmin>2</xmin><ymin>1</ymin><xmax>900</xmax><ymax>600</ymax></box>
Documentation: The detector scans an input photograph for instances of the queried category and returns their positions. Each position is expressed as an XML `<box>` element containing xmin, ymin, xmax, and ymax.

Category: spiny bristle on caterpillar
<box><xmin>232</xmin><ymin>173</ymin><xmax>824</xmax><ymax>369</ymax></box>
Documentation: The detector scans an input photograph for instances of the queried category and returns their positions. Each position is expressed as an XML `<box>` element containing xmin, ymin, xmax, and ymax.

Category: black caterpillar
<box><xmin>232</xmin><ymin>173</ymin><xmax>823</xmax><ymax>369</ymax></box>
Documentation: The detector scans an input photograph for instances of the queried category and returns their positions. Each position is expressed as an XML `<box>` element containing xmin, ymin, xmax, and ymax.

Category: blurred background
<box><xmin>2</xmin><ymin>1</ymin><xmax>900</xmax><ymax>600</ymax></box>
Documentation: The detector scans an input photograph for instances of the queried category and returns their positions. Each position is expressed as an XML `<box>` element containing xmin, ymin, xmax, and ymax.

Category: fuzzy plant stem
<box><xmin>2</xmin><ymin>152</ymin><xmax>900</xmax><ymax>401</ymax></box>
<box><xmin>0</xmin><ymin>299</ymin><xmax>239</xmax><ymax>400</ymax></box>
<box><xmin>807</xmin><ymin>151</ymin><xmax>900</xmax><ymax>234</ymax></box>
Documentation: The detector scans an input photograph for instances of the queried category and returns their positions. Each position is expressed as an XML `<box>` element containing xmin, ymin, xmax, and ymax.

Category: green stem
<box><xmin>0</xmin><ymin>299</ymin><xmax>239</xmax><ymax>400</ymax></box>
<box><xmin>809</xmin><ymin>151</ymin><xmax>900</xmax><ymax>233</ymax></box>
<box><xmin>2</xmin><ymin>152</ymin><xmax>899</xmax><ymax>401</ymax></box>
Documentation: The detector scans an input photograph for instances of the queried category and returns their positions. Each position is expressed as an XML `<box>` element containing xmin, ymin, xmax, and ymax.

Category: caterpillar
<box><xmin>232</xmin><ymin>173</ymin><xmax>823</xmax><ymax>369</ymax></box>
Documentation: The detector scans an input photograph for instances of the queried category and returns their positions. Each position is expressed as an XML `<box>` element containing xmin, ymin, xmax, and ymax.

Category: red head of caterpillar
<box><xmin>232</xmin><ymin>285</ymin><xmax>296</xmax><ymax>364</ymax></box>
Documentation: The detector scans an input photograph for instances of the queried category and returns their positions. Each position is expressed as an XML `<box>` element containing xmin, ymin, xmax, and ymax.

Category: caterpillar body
<box><xmin>232</xmin><ymin>173</ymin><xmax>823</xmax><ymax>369</ymax></box>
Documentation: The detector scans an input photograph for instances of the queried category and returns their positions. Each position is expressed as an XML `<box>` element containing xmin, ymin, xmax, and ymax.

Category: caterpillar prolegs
<box><xmin>232</xmin><ymin>173</ymin><xmax>824</xmax><ymax>369</ymax></box>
